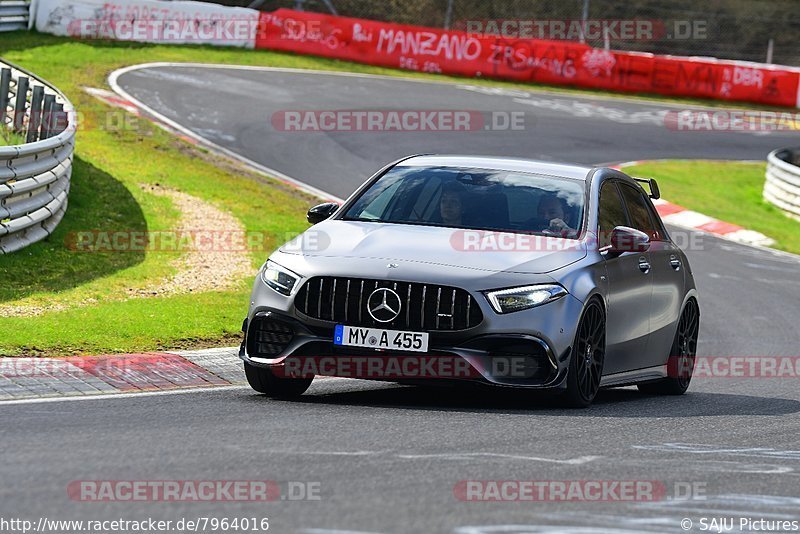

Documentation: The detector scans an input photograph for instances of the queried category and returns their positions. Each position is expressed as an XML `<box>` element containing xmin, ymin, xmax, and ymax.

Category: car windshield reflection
<box><xmin>341</xmin><ymin>165</ymin><xmax>585</xmax><ymax>239</ymax></box>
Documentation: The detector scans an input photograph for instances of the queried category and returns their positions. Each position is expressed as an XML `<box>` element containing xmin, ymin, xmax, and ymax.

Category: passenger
<box><xmin>537</xmin><ymin>194</ymin><xmax>576</xmax><ymax>235</ymax></box>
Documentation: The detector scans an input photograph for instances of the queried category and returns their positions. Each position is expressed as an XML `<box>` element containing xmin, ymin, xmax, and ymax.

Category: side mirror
<box><xmin>633</xmin><ymin>177</ymin><xmax>660</xmax><ymax>199</ymax></box>
<box><xmin>606</xmin><ymin>226</ymin><xmax>650</xmax><ymax>255</ymax></box>
<box><xmin>307</xmin><ymin>202</ymin><xmax>339</xmax><ymax>224</ymax></box>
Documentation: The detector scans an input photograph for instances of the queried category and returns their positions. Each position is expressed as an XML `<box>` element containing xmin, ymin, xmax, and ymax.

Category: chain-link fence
<box><xmin>206</xmin><ymin>0</ymin><xmax>800</xmax><ymax>66</ymax></box>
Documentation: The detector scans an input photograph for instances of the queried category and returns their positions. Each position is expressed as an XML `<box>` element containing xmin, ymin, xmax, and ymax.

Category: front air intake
<box><xmin>246</xmin><ymin>315</ymin><xmax>294</xmax><ymax>357</ymax></box>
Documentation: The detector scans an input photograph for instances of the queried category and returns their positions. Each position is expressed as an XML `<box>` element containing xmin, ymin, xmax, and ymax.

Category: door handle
<box><xmin>638</xmin><ymin>256</ymin><xmax>651</xmax><ymax>273</ymax></box>
<box><xmin>669</xmin><ymin>254</ymin><xmax>681</xmax><ymax>270</ymax></box>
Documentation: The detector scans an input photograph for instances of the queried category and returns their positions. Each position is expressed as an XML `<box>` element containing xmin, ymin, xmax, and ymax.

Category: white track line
<box><xmin>108</xmin><ymin>63</ymin><xmax>344</xmax><ymax>203</ymax></box>
<box><xmin>0</xmin><ymin>385</ymin><xmax>250</xmax><ymax>406</ymax></box>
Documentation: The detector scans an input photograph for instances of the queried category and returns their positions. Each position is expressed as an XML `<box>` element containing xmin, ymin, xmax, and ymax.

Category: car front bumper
<box><xmin>241</xmin><ymin>277</ymin><xmax>586</xmax><ymax>390</ymax></box>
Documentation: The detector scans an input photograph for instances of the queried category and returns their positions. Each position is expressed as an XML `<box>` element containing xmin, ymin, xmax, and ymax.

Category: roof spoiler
<box><xmin>633</xmin><ymin>177</ymin><xmax>661</xmax><ymax>200</ymax></box>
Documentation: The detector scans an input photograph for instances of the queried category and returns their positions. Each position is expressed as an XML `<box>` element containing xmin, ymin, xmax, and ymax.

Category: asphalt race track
<box><xmin>114</xmin><ymin>65</ymin><xmax>798</xmax><ymax>199</ymax></box>
<box><xmin>3</xmin><ymin>65</ymin><xmax>800</xmax><ymax>533</ymax></box>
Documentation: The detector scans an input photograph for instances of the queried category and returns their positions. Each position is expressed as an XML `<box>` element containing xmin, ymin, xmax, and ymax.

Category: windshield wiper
<box><xmin>342</xmin><ymin>216</ymin><xmax>386</xmax><ymax>223</ymax></box>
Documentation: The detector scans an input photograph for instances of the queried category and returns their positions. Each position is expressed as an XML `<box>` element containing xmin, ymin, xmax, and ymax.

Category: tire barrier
<box><xmin>0</xmin><ymin>59</ymin><xmax>74</xmax><ymax>254</ymax></box>
<box><xmin>764</xmin><ymin>148</ymin><xmax>800</xmax><ymax>221</ymax></box>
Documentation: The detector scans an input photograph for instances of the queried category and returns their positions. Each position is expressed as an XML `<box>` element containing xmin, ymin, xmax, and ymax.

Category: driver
<box><xmin>537</xmin><ymin>194</ymin><xmax>576</xmax><ymax>235</ymax></box>
<box><xmin>439</xmin><ymin>182</ymin><xmax>467</xmax><ymax>227</ymax></box>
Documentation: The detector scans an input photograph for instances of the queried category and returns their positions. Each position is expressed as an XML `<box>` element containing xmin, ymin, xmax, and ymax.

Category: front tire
<box><xmin>244</xmin><ymin>362</ymin><xmax>313</xmax><ymax>398</ymax></box>
<box><xmin>561</xmin><ymin>299</ymin><xmax>606</xmax><ymax>408</ymax></box>
<box><xmin>638</xmin><ymin>299</ymin><xmax>699</xmax><ymax>395</ymax></box>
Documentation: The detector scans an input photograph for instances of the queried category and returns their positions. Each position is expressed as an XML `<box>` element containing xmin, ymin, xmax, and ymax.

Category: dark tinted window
<box><xmin>619</xmin><ymin>183</ymin><xmax>658</xmax><ymax>239</ymax></box>
<box><xmin>645</xmin><ymin>203</ymin><xmax>666</xmax><ymax>240</ymax></box>
<box><xmin>598</xmin><ymin>181</ymin><xmax>627</xmax><ymax>248</ymax></box>
<box><xmin>342</xmin><ymin>166</ymin><xmax>585</xmax><ymax>238</ymax></box>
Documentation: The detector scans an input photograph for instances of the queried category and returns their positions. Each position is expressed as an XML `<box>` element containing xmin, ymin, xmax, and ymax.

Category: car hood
<box><xmin>279</xmin><ymin>220</ymin><xmax>587</xmax><ymax>274</ymax></box>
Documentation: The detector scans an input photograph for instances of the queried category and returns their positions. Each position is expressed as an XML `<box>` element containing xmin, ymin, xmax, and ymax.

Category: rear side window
<box><xmin>619</xmin><ymin>183</ymin><xmax>659</xmax><ymax>240</ymax></box>
<box><xmin>598</xmin><ymin>181</ymin><xmax>627</xmax><ymax>248</ymax></box>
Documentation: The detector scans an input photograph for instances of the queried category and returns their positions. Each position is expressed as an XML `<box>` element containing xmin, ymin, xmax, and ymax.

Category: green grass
<box><xmin>0</xmin><ymin>291</ymin><xmax>246</xmax><ymax>356</ymax></box>
<box><xmin>0</xmin><ymin>128</ymin><xmax>27</xmax><ymax>146</ymax></box>
<box><xmin>0</xmin><ymin>32</ymin><xmax>793</xmax><ymax>356</ymax></box>
<box><xmin>626</xmin><ymin>160</ymin><xmax>800</xmax><ymax>255</ymax></box>
<box><xmin>0</xmin><ymin>33</ymin><xmax>327</xmax><ymax>356</ymax></box>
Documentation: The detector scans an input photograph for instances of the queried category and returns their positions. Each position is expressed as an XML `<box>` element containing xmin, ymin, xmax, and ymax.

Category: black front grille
<box><xmin>247</xmin><ymin>315</ymin><xmax>294</xmax><ymax>357</ymax></box>
<box><xmin>295</xmin><ymin>277</ymin><xmax>483</xmax><ymax>331</ymax></box>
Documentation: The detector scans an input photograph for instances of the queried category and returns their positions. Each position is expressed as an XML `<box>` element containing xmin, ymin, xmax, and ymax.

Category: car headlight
<box><xmin>260</xmin><ymin>260</ymin><xmax>299</xmax><ymax>296</ymax></box>
<box><xmin>485</xmin><ymin>284</ymin><xmax>567</xmax><ymax>314</ymax></box>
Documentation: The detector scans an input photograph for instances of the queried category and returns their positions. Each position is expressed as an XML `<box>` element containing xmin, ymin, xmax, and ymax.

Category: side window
<box><xmin>644</xmin><ymin>201</ymin><xmax>667</xmax><ymax>241</ymax></box>
<box><xmin>598</xmin><ymin>181</ymin><xmax>627</xmax><ymax>248</ymax></box>
<box><xmin>619</xmin><ymin>183</ymin><xmax>658</xmax><ymax>240</ymax></box>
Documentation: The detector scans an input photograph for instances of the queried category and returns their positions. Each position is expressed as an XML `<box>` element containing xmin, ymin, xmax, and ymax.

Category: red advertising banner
<box><xmin>256</xmin><ymin>9</ymin><xmax>800</xmax><ymax>108</ymax></box>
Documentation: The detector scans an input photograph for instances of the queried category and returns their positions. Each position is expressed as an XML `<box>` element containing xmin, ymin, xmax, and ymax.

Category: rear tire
<box><xmin>561</xmin><ymin>299</ymin><xmax>606</xmax><ymax>408</ymax></box>
<box><xmin>638</xmin><ymin>299</ymin><xmax>699</xmax><ymax>396</ymax></box>
<box><xmin>244</xmin><ymin>362</ymin><xmax>313</xmax><ymax>398</ymax></box>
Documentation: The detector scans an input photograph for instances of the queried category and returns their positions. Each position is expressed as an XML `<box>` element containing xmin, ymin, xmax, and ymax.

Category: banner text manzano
<box><xmin>255</xmin><ymin>9</ymin><xmax>800</xmax><ymax>108</ymax></box>
<box><xmin>34</xmin><ymin>1</ymin><xmax>800</xmax><ymax>107</ymax></box>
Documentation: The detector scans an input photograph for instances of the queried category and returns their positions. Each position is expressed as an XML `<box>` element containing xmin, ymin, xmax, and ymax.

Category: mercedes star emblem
<box><xmin>367</xmin><ymin>287</ymin><xmax>402</xmax><ymax>323</ymax></box>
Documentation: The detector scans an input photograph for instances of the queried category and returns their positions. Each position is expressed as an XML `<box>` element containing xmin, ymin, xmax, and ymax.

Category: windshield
<box><xmin>342</xmin><ymin>165</ymin><xmax>585</xmax><ymax>238</ymax></box>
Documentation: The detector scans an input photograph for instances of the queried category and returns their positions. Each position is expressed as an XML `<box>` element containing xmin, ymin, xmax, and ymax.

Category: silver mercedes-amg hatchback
<box><xmin>240</xmin><ymin>155</ymin><xmax>699</xmax><ymax>407</ymax></box>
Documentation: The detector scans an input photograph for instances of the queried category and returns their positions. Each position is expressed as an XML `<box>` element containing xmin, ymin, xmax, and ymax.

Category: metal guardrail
<box><xmin>0</xmin><ymin>59</ymin><xmax>75</xmax><ymax>254</ymax></box>
<box><xmin>0</xmin><ymin>0</ymin><xmax>29</xmax><ymax>32</ymax></box>
<box><xmin>765</xmin><ymin>148</ymin><xmax>800</xmax><ymax>222</ymax></box>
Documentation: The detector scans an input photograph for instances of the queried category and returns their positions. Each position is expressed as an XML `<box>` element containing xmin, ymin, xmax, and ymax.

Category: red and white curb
<box><xmin>0</xmin><ymin>347</ymin><xmax>345</xmax><ymax>401</ymax></box>
<box><xmin>613</xmin><ymin>161</ymin><xmax>775</xmax><ymax>247</ymax></box>
<box><xmin>0</xmin><ymin>348</ymin><xmax>243</xmax><ymax>401</ymax></box>
<box><xmin>84</xmin><ymin>87</ymin><xmax>142</xmax><ymax>116</ymax></box>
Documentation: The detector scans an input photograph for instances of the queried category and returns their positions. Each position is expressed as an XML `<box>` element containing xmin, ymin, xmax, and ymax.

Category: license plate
<box><xmin>334</xmin><ymin>325</ymin><xmax>429</xmax><ymax>353</ymax></box>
